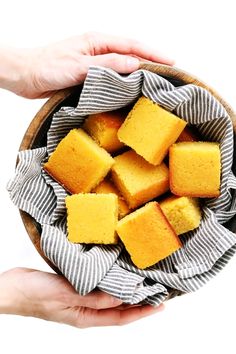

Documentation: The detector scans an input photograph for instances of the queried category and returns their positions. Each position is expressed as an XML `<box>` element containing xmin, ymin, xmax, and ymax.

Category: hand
<box><xmin>0</xmin><ymin>32</ymin><xmax>174</xmax><ymax>98</ymax></box>
<box><xmin>0</xmin><ymin>267</ymin><xmax>164</xmax><ymax>328</ymax></box>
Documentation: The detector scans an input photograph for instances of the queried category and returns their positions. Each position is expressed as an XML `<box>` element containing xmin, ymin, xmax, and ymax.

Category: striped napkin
<box><xmin>7</xmin><ymin>67</ymin><xmax>236</xmax><ymax>306</ymax></box>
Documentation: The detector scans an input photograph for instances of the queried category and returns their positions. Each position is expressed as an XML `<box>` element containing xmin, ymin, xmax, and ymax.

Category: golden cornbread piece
<box><xmin>66</xmin><ymin>193</ymin><xmax>118</xmax><ymax>244</ymax></box>
<box><xmin>111</xmin><ymin>150</ymin><xmax>169</xmax><ymax>209</ymax></box>
<box><xmin>160</xmin><ymin>195</ymin><xmax>201</xmax><ymax>235</ymax></box>
<box><xmin>118</xmin><ymin>96</ymin><xmax>187</xmax><ymax>165</ymax></box>
<box><xmin>83</xmin><ymin>111</ymin><xmax>125</xmax><ymax>153</ymax></box>
<box><xmin>44</xmin><ymin>129</ymin><xmax>114</xmax><ymax>194</ymax></box>
<box><xmin>93</xmin><ymin>178</ymin><xmax>130</xmax><ymax>219</ymax></box>
<box><xmin>116</xmin><ymin>202</ymin><xmax>182</xmax><ymax>269</ymax></box>
<box><xmin>169</xmin><ymin>142</ymin><xmax>221</xmax><ymax>197</ymax></box>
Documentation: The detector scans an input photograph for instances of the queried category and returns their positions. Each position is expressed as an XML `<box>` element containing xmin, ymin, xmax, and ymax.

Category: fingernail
<box><xmin>126</xmin><ymin>56</ymin><xmax>140</xmax><ymax>70</ymax></box>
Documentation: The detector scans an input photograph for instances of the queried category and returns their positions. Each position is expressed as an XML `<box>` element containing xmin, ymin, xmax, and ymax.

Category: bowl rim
<box><xmin>18</xmin><ymin>62</ymin><xmax>236</xmax><ymax>275</ymax></box>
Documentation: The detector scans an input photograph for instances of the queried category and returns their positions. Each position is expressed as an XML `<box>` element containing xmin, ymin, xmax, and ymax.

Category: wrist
<box><xmin>0</xmin><ymin>46</ymin><xmax>30</xmax><ymax>95</ymax></box>
<box><xmin>0</xmin><ymin>270</ymin><xmax>19</xmax><ymax>315</ymax></box>
<box><xmin>0</xmin><ymin>268</ymin><xmax>31</xmax><ymax>316</ymax></box>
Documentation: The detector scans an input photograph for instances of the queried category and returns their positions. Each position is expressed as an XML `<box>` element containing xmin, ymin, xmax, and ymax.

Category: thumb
<box><xmin>86</xmin><ymin>53</ymin><xmax>140</xmax><ymax>73</ymax></box>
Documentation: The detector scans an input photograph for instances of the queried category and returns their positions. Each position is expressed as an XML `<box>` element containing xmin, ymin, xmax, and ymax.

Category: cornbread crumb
<box><xmin>116</xmin><ymin>202</ymin><xmax>182</xmax><ymax>269</ymax></box>
<box><xmin>160</xmin><ymin>196</ymin><xmax>201</xmax><ymax>235</ymax></box>
<box><xmin>111</xmin><ymin>150</ymin><xmax>169</xmax><ymax>209</ymax></box>
<box><xmin>169</xmin><ymin>142</ymin><xmax>221</xmax><ymax>197</ymax></box>
<box><xmin>66</xmin><ymin>193</ymin><xmax>118</xmax><ymax>244</ymax></box>
<box><xmin>93</xmin><ymin>178</ymin><xmax>130</xmax><ymax>218</ymax></box>
<box><xmin>44</xmin><ymin>128</ymin><xmax>114</xmax><ymax>194</ymax></box>
<box><xmin>118</xmin><ymin>96</ymin><xmax>187</xmax><ymax>165</ymax></box>
<box><xmin>83</xmin><ymin>110</ymin><xmax>125</xmax><ymax>153</ymax></box>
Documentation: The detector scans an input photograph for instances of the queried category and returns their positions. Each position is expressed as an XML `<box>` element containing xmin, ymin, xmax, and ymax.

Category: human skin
<box><xmin>0</xmin><ymin>267</ymin><xmax>164</xmax><ymax>328</ymax></box>
<box><xmin>0</xmin><ymin>32</ymin><xmax>174</xmax><ymax>98</ymax></box>
<box><xmin>0</xmin><ymin>32</ymin><xmax>172</xmax><ymax>327</ymax></box>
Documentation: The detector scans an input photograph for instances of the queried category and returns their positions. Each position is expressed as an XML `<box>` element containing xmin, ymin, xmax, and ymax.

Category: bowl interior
<box><xmin>18</xmin><ymin>63</ymin><xmax>236</xmax><ymax>273</ymax></box>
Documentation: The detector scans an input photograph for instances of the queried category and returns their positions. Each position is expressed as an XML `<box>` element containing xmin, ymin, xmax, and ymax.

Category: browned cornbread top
<box><xmin>160</xmin><ymin>195</ymin><xmax>201</xmax><ymax>235</ymax></box>
<box><xmin>83</xmin><ymin>110</ymin><xmax>125</xmax><ymax>153</ymax></box>
<box><xmin>116</xmin><ymin>202</ymin><xmax>182</xmax><ymax>269</ymax></box>
<box><xmin>118</xmin><ymin>96</ymin><xmax>187</xmax><ymax>165</ymax></box>
<box><xmin>111</xmin><ymin>150</ymin><xmax>169</xmax><ymax>209</ymax></box>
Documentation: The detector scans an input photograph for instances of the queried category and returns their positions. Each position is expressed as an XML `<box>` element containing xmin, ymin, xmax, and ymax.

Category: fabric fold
<box><xmin>7</xmin><ymin>66</ymin><xmax>236</xmax><ymax>304</ymax></box>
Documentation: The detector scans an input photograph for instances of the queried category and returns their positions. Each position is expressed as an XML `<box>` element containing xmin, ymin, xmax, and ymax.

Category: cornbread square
<box><xmin>66</xmin><ymin>193</ymin><xmax>118</xmax><ymax>244</ymax></box>
<box><xmin>116</xmin><ymin>202</ymin><xmax>182</xmax><ymax>269</ymax></box>
<box><xmin>169</xmin><ymin>142</ymin><xmax>221</xmax><ymax>197</ymax></box>
<box><xmin>93</xmin><ymin>178</ymin><xmax>130</xmax><ymax>219</ymax></box>
<box><xmin>44</xmin><ymin>128</ymin><xmax>114</xmax><ymax>194</ymax></box>
<box><xmin>83</xmin><ymin>110</ymin><xmax>125</xmax><ymax>153</ymax></box>
<box><xmin>118</xmin><ymin>96</ymin><xmax>187</xmax><ymax>165</ymax></box>
<box><xmin>111</xmin><ymin>150</ymin><xmax>169</xmax><ymax>209</ymax></box>
<box><xmin>160</xmin><ymin>196</ymin><xmax>201</xmax><ymax>235</ymax></box>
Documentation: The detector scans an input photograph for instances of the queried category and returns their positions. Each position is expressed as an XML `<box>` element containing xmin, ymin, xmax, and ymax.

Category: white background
<box><xmin>0</xmin><ymin>0</ymin><xmax>236</xmax><ymax>353</ymax></box>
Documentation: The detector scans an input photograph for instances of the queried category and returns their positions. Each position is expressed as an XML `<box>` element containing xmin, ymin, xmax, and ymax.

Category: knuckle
<box><xmin>92</xmin><ymin>292</ymin><xmax>118</xmax><ymax>309</ymax></box>
<box><xmin>108</xmin><ymin>53</ymin><xmax>122</xmax><ymax>67</ymax></box>
<box><xmin>113</xmin><ymin>312</ymin><xmax>127</xmax><ymax>326</ymax></box>
<box><xmin>93</xmin><ymin>296</ymin><xmax>101</xmax><ymax>310</ymax></box>
<box><xmin>81</xmin><ymin>31</ymin><xmax>101</xmax><ymax>55</ymax></box>
<box><xmin>92</xmin><ymin>292</ymin><xmax>107</xmax><ymax>309</ymax></box>
<box><xmin>74</xmin><ymin>307</ymin><xmax>89</xmax><ymax>329</ymax></box>
<box><xmin>82</xmin><ymin>31</ymin><xmax>99</xmax><ymax>43</ymax></box>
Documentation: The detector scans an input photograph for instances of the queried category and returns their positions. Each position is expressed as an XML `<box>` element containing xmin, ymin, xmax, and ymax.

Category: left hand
<box><xmin>7</xmin><ymin>32</ymin><xmax>174</xmax><ymax>98</ymax></box>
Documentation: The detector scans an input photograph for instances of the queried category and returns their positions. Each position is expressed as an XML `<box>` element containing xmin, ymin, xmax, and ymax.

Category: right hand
<box><xmin>0</xmin><ymin>267</ymin><xmax>164</xmax><ymax>328</ymax></box>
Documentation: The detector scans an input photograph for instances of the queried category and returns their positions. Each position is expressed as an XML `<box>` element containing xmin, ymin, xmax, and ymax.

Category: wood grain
<box><xmin>18</xmin><ymin>63</ymin><xmax>236</xmax><ymax>275</ymax></box>
<box><xmin>19</xmin><ymin>87</ymin><xmax>75</xmax><ymax>151</ymax></box>
<box><xmin>19</xmin><ymin>87</ymin><xmax>75</xmax><ymax>273</ymax></box>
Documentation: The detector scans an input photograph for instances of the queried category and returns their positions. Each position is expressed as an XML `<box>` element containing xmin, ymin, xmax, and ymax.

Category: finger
<box><xmin>40</xmin><ymin>274</ymin><xmax>123</xmax><ymax>310</ymax></box>
<box><xmin>73</xmin><ymin>53</ymin><xmax>140</xmax><ymax>84</ymax></box>
<box><xmin>114</xmin><ymin>303</ymin><xmax>143</xmax><ymax>310</ymax></box>
<box><xmin>82</xmin><ymin>32</ymin><xmax>174</xmax><ymax>65</ymax></box>
<box><xmin>84</xmin><ymin>53</ymin><xmax>140</xmax><ymax>74</ymax></box>
<box><xmin>69</xmin><ymin>289</ymin><xmax>123</xmax><ymax>310</ymax></box>
<box><xmin>75</xmin><ymin>303</ymin><xmax>164</xmax><ymax>328</ymax></box>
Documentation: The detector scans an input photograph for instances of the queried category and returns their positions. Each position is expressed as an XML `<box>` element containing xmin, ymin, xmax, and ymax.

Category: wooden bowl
<box><xmin>18</xmin><ymin>62</ymin><xmax>236</xmax><ymax>274</ymax></box>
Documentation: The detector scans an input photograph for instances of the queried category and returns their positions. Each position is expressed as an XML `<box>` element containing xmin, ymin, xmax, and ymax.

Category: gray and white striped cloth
<box><xmin>7</xmin><ymin>66</ymin><xmax>236</xmax><ymax>305</ymax></box>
